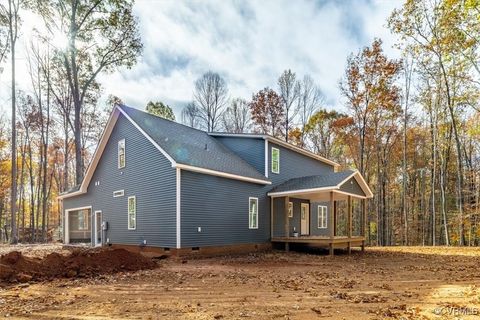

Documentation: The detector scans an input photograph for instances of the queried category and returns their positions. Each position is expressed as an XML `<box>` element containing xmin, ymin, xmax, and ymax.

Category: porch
<box><xmin>268</xmin><ymin>170</ymin><xmax>372</xmax><ymax>255</ymax></box>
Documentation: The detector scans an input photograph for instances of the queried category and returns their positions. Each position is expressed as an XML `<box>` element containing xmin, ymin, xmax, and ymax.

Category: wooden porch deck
<box><xmin>271</xmin><ymin>236</ymin><xmax>365</xmax><ymax>255</ymax></box>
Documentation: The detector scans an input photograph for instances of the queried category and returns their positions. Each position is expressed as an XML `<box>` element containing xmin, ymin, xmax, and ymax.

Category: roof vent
<box><xmin>204</xmin><ymin>143</ymin><xmax>208</xmax><ymax>151</ymax></box>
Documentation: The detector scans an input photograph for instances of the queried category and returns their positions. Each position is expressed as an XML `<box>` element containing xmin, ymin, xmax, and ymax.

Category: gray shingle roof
<box><xmin>120</xmin><ymin>105</ymin><xmax>269</xmax><ymax>182</ymax></box>
<box><xmin>269</xmin><ymin>170</ymin><xmax>355</xmax><ymax>193</ymax></box>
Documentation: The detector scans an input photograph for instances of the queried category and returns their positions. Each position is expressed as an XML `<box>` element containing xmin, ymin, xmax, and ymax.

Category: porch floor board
<box><xmin>271</xmin><ymin>236</ymin><xmax>365</xmax><ymax>248</ymax></box>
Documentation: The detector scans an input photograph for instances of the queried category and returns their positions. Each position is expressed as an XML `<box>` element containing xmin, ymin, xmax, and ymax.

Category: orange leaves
<box><xmin>249</xmin><ymin>88</ymin><xmax>285</xmax><ymax>138</ymax></box>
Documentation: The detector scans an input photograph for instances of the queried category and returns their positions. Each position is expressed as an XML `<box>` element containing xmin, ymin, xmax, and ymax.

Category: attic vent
<box><xmin>113</xmin><ymin>190</ymin><xmax>125</xmax><ymax>197</ymax></box>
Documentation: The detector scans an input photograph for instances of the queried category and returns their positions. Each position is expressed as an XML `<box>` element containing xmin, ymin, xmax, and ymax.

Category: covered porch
<box><xmin>268</xmin><ymin>170</ymin><xmax>373</xmax><ymax>255</ymax></box>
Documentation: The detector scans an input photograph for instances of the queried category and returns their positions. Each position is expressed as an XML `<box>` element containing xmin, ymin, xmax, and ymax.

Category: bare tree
<box><xmin>278</xmin><ymin>69</ymin><xmax>300</xmax><ymax>141</ymax></box>
<box><xmin>222</xmin><ymin>98</ymin><xmax>250</xmax><ymax>133</ymax></box>
<box><xmin>193</xmin><ymin>71</ymin><xmax>228</xmax><ymax>132</ymax></box>
<box><xmin>298</xmin><ymin>75</ymin><xmax>324</xmax><ymax>146</ymax></box>
<box><xmin>181</xmin><ymin>102</ymin><xmax>200</xmax><ymax>129</ymax></box>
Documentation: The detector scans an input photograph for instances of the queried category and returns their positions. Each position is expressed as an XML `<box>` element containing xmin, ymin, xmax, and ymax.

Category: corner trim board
<box><xmin>176</xmin><ymin>168</ymin><xmax>181</xmax><ymax>249</ymax></box>
<box><xmin>174</xmin><ymin>163</ymin><xmax>271</xmax><ymax>185</ymax></box>
<box><xmin>264</xmin><ymin>139</ymin><xmax>269</xmax><ymax>178</ymax></box>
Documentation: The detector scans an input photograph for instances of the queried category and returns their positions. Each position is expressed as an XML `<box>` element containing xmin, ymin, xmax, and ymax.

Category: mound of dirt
<box><xmin>0</xmin><ymin>248</ymin><xmax>157</xmax><ymax>283</ymax></box>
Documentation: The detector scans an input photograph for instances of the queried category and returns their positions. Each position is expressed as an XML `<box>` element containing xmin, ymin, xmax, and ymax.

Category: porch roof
<box><xmin>267</xmin><ymin>170</ymin><xmax>373</xmax><ymax>199</ymax></box>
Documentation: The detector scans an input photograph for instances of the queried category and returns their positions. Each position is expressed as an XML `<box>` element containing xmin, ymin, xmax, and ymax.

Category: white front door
<box><xmin>300</xmin><ymin>203</ymin><xmax>310</xmax><ymax>235</ymax></box>
<box><xmin>94</xmin><ymin>211</ymin><xmax>102</xmax><ymax>247</ymax></box>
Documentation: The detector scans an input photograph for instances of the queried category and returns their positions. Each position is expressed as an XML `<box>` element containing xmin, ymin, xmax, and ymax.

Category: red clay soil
<box><xmin>0</xmin><ymin>248</ymin><xmax>156</xmax><ymax>283</ymax></box>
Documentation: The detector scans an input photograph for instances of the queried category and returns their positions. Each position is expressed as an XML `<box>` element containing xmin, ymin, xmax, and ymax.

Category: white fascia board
<box><xmin>268</xmin><ymin>186</ymin><xmax>338</xmax><ymax>197</ymax></box>
<box><xmin>337</xmin><ymin>170</ymin><xmax>374</xmax><ymax>199</ymax></box>
<box><xmin>174</xmin><ymin>163</ymin><xmax>271</xmax><ymax>185</ymax></box>
<box><xmin>117</xmin><ymin>106</ymin><xmax>176</xmax><ymax>165</ymax></box>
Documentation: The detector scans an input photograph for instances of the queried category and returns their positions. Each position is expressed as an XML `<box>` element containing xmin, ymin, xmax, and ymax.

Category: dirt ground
<box><xmin>0</xmin><ymin>245</ymin><xmax>479</xmax><ymax>319</ymax></box>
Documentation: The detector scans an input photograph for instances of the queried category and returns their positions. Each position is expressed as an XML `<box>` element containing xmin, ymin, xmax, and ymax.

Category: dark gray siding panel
<box><xmin>268</xmin><ymin>142</ymin><xmax>334</xmax><ymax>186</ymax></box>
<box><xmin>181</xmin><ymin>170</ymin><xmax>269</xmax><ymax>247</ymax></box>
<box><xmin>215</xmin><ymin>137</ymin><xmax>265</xmax><ymax>174</ymax></box>
<box><xmin>63</xmin><ymin>114</ymin><xmax>177</xmax><ymax>247</ymax></box>
<box><xmin>310</xmin><ymin>202</ymin><xmax>331</xmax><ymax>236</ymax></box>
<box><xmin>339</xmin><ymin>177</ymin><xmax>366</xmax><ymax>197</ymax></box>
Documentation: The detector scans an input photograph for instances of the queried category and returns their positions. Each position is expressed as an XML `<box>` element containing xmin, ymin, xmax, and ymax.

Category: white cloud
<box><xmin>0</xmin><ymin>0</ymin><xmax>402</xmax><ymax>119</ymax></box>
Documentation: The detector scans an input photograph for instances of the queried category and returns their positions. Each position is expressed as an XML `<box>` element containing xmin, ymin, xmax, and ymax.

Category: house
<box><xmin>59</xmin><ymin>104</ymin><xmax>373</xmax><ymax>255</ymax></box>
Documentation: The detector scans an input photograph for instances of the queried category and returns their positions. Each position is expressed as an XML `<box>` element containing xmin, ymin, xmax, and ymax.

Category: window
<box><xmin>128</xmin><ymin>196</ymin><xmax>136</xmax><ymax>230</ymax></box>
<box><xmin>118</xmin><ymin>139</ymin><xmax>125</xmax><ymax>169</ymax></box>
<box><xmin>77</xmin><ymin>210</ymin><xmax>88</xmax><ymax>230</ymax></box>
<box><xmin>271</xmin><ymin>147</ymin><xmax>280</xmax><ymax>174</ymax></box>
<box><xmin>249</xmin><ymin>197</ymin><xmax>258</xmax><ymax>229</ymax></box>
<box><xmin>317</xmin><ymin>205</ymin><xmax>327</xmax><ymax>229</ymax></box>
<box><xmin>113</xmin><ymin>190</ymin><xmax>124</xmax><ymax>197</ymax></box>
<box><xmin>288</xmin><ymin>202</ymin><xmax>293</xmax><ymax>218</ymax></box>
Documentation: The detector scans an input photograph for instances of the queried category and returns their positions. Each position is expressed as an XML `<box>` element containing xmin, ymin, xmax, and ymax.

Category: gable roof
<box><xmin>208</xmin><ymin>132</ymin><xmax>340</xmax><ymax>168</ymax></box>
<box><xmin>267</xmin><ymin>170</ymin><xmax>373</xmax><ymax>198</ymax></box>
<box><xmin>119</xmin><ymin>105</ymin><xmax>270</xmax><ymax>182</ymax></box>
<box><xmin>59</xmin><ymin>105</ymin><xmax>271</xmax><ymax>199</ymax></box>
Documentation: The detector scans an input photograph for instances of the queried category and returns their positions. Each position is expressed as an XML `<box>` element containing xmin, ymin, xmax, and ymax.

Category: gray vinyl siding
<box><xmin>272</xmin><ymin>197</ymin><xmax>308</xmax><ymax>237</ymax></box>
<box><xmin>310</xmin><ymin>202</ymin><xmax>331</xmax><ymax>236</ymax></box>
<box><xmin>63</xmin><ymin>114</ymin><xmax>176</xmax><ymax>247</ymax></box>
<box><xmin>215</xmin><ymin>137</ymin><xmax>265</xmax><ymax>174</ymax></box>
<box><xmin>339</xmin><ymin>177</ymin><xmax>366</xmax><ymax>197</ymax></box>
<box><xmin>268</xmin><ymin>142</ymin><xmax>334</xmax><ymax>185</ymax></box>
<box><xmin>180</xmin><ymin>170</ymin><xmax>269</xmax><ymax>247</ymax></box>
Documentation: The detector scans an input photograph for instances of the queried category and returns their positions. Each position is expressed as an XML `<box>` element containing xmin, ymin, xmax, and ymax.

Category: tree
<box><xmin>146</xmin><ymin>101</ymin><xmax>175</xmax><ymax>121</ymax></box>
<box><xmin>181</xmin><ymin>102</ymin><xmax>200</xmax><ymax>129</ymax></box>
<box><xmin>249</xmin><ymin>88</ymin><xmax>284</xmax><ymax>138</ymax></box>
<box><xmin>389</xmin><ymin>0</ymin><xmax>479</xmax><ymax>245</ymax></box>
<box><xmin>33</xmin><ymin>0</ymin><xmax>143</xmax><ymax>185</ymax></box>
<box><xmin>278</xmin><ymin>69</ymin><xmax>300</xmax><ymax>141</ymax></box>
<box><xmin>340</xmin><ymin>38</ymin><xmax>402</xmax><ymax>246</ymax></box>
<box><xmin>1</xmin><ymin>0</ymin><xmax>21</xmax><ymax>244</ymax></box>
<box><xmin>193</xmin><ymin>71</ymin><xmax>228</xmax><ymax>132</ymax></box>
<box><xmin>304</xmin><ymin>109</ymin><xmax>346</xmax><ymax>159</ymax></box>
<box><xmin>222</xmin><ymin>98</ymin><xmax>250</xmax><ymax>133</ymax></box>
<box><xmin>298</xmin><ymin>75</ymin><xmax>324</xmax><ymax>147</ymax></box>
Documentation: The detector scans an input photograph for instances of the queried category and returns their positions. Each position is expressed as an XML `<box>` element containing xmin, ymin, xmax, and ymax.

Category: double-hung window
<box><xmin>271</xmin><ymin>147</ymin><xmax>280</xmax><ymax>174</ymax></box>
<box><xmin>128</xmin><ymin>196</ymin><xmax>136</xmax><ymax>230</ymax></box>
<box><xmin>249</xmin><ymin>197</ymin><xmax>258</xmax><ymax>229</ymax></box>
<box><xmin>118</xmin><ymin>139</ymin><xmax>125</xmax><ymax>169</ymax></box>
<box><xmin>317</xmin><ymin>205</ymin><xmax>327</xmax><ymax>229</ymax></box>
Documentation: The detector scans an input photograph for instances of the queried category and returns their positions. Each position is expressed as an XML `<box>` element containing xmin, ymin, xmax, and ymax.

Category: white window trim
<box><xmin>127</xmin><ymin>195</ymin><xmax>136</xmax><ymax>230</ymax></box>
<box><xmin>271</xmin><ymin>147</ymin><xmax>280</xmax><ymax>174</ymax></box>
<box><xmin>113</xmin><ymin>190</ymin><xmax>125</xmax><ymax>197</ymax></box>
<box><xmin>118</xmin><ymin>139</ymin><xmax>126</xmax><ymax>169</ymax></box>
<box><xmin>318</xmin><ymin>205</ymin><xmax>327</xmax><ymax>229</ymax></box>
<box><xmin>288</xmin><ymin>201</ymin><xmax>293</xmax><ymax>218</ymax></box>
<box><xmin>249</xmin><ymin>197</ymin><xmax>259</xmax><ymax>229</ymax></box>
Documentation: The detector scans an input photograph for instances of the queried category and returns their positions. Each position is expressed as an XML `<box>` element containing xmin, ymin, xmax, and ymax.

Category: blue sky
<box><xmin>0</xmin><ymin>0</ymin><xmax>401</xmax><ymax>119</ymax></box>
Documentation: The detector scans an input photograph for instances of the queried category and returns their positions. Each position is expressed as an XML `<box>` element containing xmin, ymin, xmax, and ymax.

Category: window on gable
<box><xmin>271</xmin><ymin>147</ymin><xmax>280</xmax><ymax>174</ymax></box>
<box><xmin>249</xmin><ymin>197</ymin><xmax>258</xmax><ymax>229</ymax></box>
<box><xmin>128</xmin><ymin>196</ymin><xmax>136</xmax><ymax>230</ymax></box>
<box><xmin>317</xmin><ymin>205</ymin><xmax>327</xmax><ymax>229</ymax></box>
<box><xmin>288</xmin><ymin>202</ymin><xmax>293</xmax><ymax>218</ymax></box>
<box><xmin>118</xmin><ymin>139</ymin><xmax>125</xmax><ymax>169</ymax></box>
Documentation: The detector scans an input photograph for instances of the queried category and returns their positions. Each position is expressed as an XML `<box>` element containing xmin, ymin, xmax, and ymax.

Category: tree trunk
<box><xmin>8</xmin><ymin>0</ymin><xmax>18</xmax><ymax>244</ymax></box>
